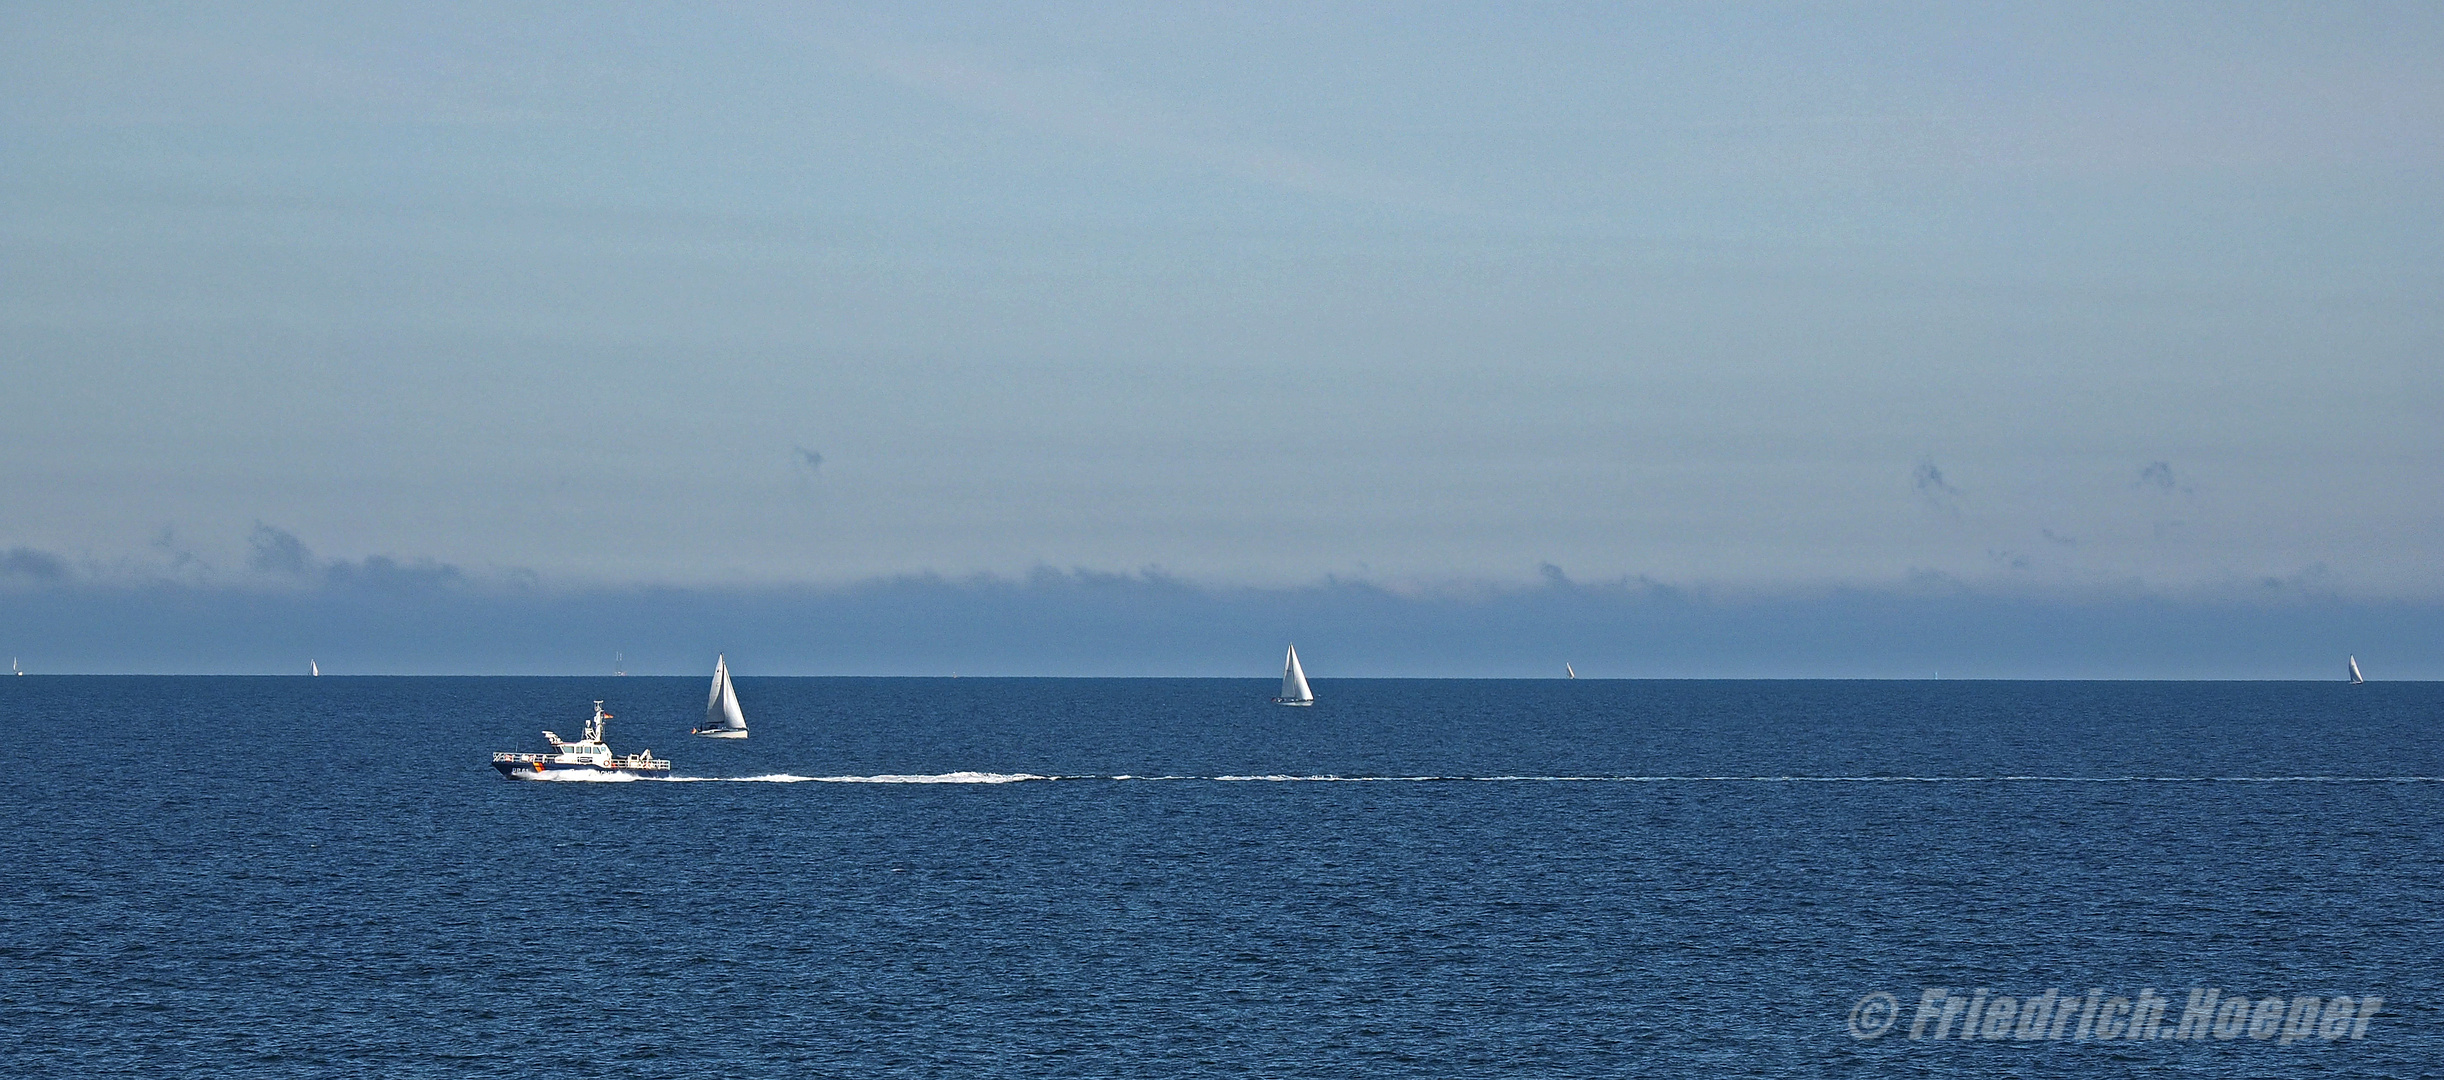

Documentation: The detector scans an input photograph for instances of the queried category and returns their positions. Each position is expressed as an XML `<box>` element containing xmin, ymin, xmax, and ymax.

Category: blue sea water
<box><xmin>2</xmin><ymin>677</ymin><xmax>2438</xmax><ymax>1077</ymax></box>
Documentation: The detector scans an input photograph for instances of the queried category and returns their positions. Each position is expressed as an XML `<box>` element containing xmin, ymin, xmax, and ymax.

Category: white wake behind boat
<box><xmin>693</xmin><ymin>653</ymin><xmax>749</xmax><ymax>738</ymax></box>
<box><xmin>2348</xmin><ymin>656</ymin><xmax>2365</xmax><ymax>685</ymax></box>
<box><xmin>1273</xmin><ymin>644</ymin><xmax>1314</xmax><ymax>706</ymax></box>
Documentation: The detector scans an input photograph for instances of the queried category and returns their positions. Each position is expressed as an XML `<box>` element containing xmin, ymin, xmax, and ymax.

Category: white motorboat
<box><xmin>492</xmin><ymin>701</ymin><xmax>670</xmax><ymax>778</ymax></box>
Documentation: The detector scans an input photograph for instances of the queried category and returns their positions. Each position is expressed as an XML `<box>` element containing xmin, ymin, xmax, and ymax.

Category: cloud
<box><xmin>1</xmin><ymin>565</ymin><xmax>2437</xmax><ymax>678</ymax></box>
<box><xmin>240</xmin><ymin>524</ymin><xmax>468</xmax><ymax>592</ymax></box>
<box><xmin>1912</xmin><ymin>460</ymin><xmax>1964</xmax><ymax>513</ymax></box>
<box><xmin>150</xmin><ymin>525</ymin><xmax>209</xmax><ymax>574</ymax></box>
<box><xmin>2136</xmin><ymin>462</ymin><xmax>2196</xmax><ymax>495</ymax></box>
<box><xmin>2255</xmin><ymin>563</ymin><xmax>2334</xmax><ymax>595</ymax></box>
<box><xmin>323</xmin><ymin>555</ymin><xmax>467</xmax><ymax>594</ymax></box>
<box><xmin>792</xmin><ymin>446</ymin><xmax>824</xmax><ymax>472</ymax></box>
<box><xmin>843</xmin><ymin>38</ymin><xmax>1463</xmax><ymax>214</ymax></box>
<box><xmin>1</xmin><ymin>547</ymin><xmax>70</xmax><ymax>581</ymax></box>
<box><xmin>2040</xmin><ymin>528</ymin><xmax>2078</xmax><ymax>547</ymax></box>
<box><xmin>247</xmin><ymin>523</ymin><xmax>315</xmax><ymax>576</ymax></box>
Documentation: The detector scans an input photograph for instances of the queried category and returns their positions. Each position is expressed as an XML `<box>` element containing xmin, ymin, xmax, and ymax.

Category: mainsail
<box><xmin>706</xmin><ymin>654</ymin><xmax>748</xmax><ymax>733</ymax></box>
<box><xmin>2348</xmin><ymin>656</ymin><xmax>2365</xmax><ymax>685</ymax></box>
<box><xmin>1279</xmin><ymin>645</ymin><xmax>1314</xmax><ymax>704</ymax></box>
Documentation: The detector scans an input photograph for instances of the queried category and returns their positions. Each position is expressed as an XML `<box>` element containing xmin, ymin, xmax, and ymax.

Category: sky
<box><xmin>3</xmin><ymin>4</ymin><xmax>2440</xmax><ymax>674</ymax></box>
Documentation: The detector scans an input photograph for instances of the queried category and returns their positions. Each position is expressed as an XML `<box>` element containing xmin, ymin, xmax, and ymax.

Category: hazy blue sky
<box><xmin>3</xmin><ymin>4</ymin><xmax>2440</xmax><ymax>673</ymax></box>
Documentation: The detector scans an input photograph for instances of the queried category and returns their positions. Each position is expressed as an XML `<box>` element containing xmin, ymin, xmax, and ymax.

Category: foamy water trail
<box><xmin>1151</xmin><ymin>774</ymin><xmax>2444</xmax><ymax>783</ymax></box>
<box><xmin>539</xmin><ymin>772</ymin><xmax>2444</xmax><ymax>785</ymax></box>
<box><xmin>654</xmin><ymin>771</ymin><xmax>1054</xmax><ymax>784</ymax></box>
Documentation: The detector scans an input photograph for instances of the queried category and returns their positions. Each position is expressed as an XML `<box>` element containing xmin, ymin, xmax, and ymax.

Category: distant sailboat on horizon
<box><xmin>1273</xmin><ymin>645</ymin><xmax>1315</xmax><ymax>706</ymax></box>
<box><xmin>310</xmin><ymin>659</ymin><xmax>318</xmax><ymax>677</ymax></box>
<box><xmin>692</xmin><ymin>654</ymin><xmax>749</xmax><ymax>738</ymax></box>
<box><xmin>2348</xmin><ymin>656</ymin><xmax>2365</xmax><ymax>685</ymax></box>
<box><xmin>11</xmin><ymin>657</ymin><xmax>20</xmax><ymax>676</ymax></box>
<box><xmin>1565</xmin><ymin>663</ymin><xmax>1576</xmax><ymax>679</ymax></box>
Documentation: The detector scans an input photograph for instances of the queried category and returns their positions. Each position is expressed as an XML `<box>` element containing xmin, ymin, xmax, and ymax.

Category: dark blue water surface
<box><xmin>2</xmin><ymin>677</ymin><xmax>2438</xmax><ymax>1077</ymax></box>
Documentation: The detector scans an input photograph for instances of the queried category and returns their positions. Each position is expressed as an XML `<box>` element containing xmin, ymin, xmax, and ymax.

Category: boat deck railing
<box><xmin>492</xmin><ymin>751</ymin><xmax>669</xmax><ymax>770</ymax></box>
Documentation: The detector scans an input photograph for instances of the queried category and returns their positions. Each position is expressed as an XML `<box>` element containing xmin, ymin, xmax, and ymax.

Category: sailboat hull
<box><xmin>1271</xmin><ymin>698</ymin><xmax>1313</xmax><ymax>707</ymax></box>
<box><xmin>690</xmin><ymin>729</ymin><xmax>749</xmax><ymax>739</ymax></box>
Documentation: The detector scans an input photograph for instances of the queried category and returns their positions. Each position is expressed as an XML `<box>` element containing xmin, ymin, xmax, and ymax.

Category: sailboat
<box><xmin>11</xmin><ymin>657</ymin><xmax>20</xmax><ymax>676</ymax></box>
<box><xmin>310</xmin><ymin>659</ymin><xmax>319</xmax><ymax>677</ymax></box>
<box><xmin>691</xmin><ymin>654</ymin><xmax>749</xmax><ymax>738</ymax></box>
<box><xmin>1565</xmin><ymin>663</ymin><xmax>1576</xmax><ymax>679</ymax></box>
<box><xmin>1273</xmin><ymin>645</ymin><xmax>1314</xmax><ymax>706</ymax></box>
<box><xmin>2348</xmin><ymin>656</ymin><xmax>2365</xmax><ymax>685</ymax></box>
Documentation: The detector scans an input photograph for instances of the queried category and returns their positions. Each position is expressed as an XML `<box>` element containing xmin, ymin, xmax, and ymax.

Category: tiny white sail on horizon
<box><xmin>1274</xmin><ymin>645</ymin><xmax>1314</xmax><ymax>706</ymax></box>
<box><xmin>1566</xmin><ymin>663</ymin><xmax>1576</xmax><ymax>679</ymax></box>
<box><xmin>310</xmin><ymin>659</ymin><xmax>318</xmax><ymax>677</ymax></box>
<box><xmin>2349</xmin><ymin>656</ymin><xmax>2365</xmax><ymax>684</ymax></box>
<box><xmin>695</xmin><ymin>653</ymin><xmax>750</xmax><ymax>737</ymax></box>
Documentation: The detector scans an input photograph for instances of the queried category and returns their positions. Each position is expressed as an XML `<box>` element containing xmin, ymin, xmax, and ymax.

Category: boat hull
<box><xmin>492</xmin><ymin>760</ymin><xmax>669</xmax><ymax>780</ymax></box>
<box><xmin>1271</xmin><ymin>698</ymin><xmax>1314</xmax><ymax>707</ymax></box>
<box><xmin>691</xmin><ymin>729</ymin><xmax>749</xmax><ymax>739</ymax></box>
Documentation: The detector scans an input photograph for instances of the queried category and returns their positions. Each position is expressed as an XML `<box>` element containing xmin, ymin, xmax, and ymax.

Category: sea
<box><xmin>2</xmin><ymin>676</ymin><xmax>2437</xmax><ymax>1077</ymax></box>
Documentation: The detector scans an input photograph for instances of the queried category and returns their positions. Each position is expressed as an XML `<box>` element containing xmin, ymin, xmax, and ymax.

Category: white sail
<box><xmin>704</xmin><ymin>654</ymin><xmax>748</xmax><ymax>733</ymax></box>
<box><xmin>2349</xmin><ymin>656</ymin><xmax>2365</xmax><ymax>684</ymax></box>
<box><xmin>1565</xmin><ymin>663</ymin><xmax>1576</xmax><ymax>679</ymax></box>
<box><xmin>1278</xmin><ymin>645</ymin><xmax>1313</xmax><ymax>703</ymax></box>
<box><xmin>310</xmin><ymin>660</ymin><xmax>319</xmax><ymax>677</ymax></box>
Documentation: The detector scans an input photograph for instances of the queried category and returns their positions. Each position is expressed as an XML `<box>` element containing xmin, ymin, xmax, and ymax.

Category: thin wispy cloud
<box><xmin>246</xmin><ymin>523</ymin><xmax>315</xmax><ymax>576</ymax></box>
<box><xmin>793</xmin><ymin>446</ymin><xmax>824</xmax><ymax>473</ymax></box>
<box><xmin>1912</xmin><ymin>460</ymin><xmax>1964</xmax><ymax>514</ymax></box>
<box><xmin>2137</xmin><ymin>461</ymin><xmax>2196</xmax><ymax>495</ymax></box>
<box><xmin>1987</xmin><ymin>548</ymin><xmax>2031</xmax><ymax>571</ymax></box>
<box><xmin>150</xmin><ymin>525</ymin><xmax>209</xmax><ymax>574</ymax></box>
<box><xmin>840</xmin><ymin>38</ymin><xmax>1465</xmax><ymax>214</ymax></box>
<box><xmin>1</xmin><ymin>546</ymin><xmax>69</xmax><ymax>581</ymax></box>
